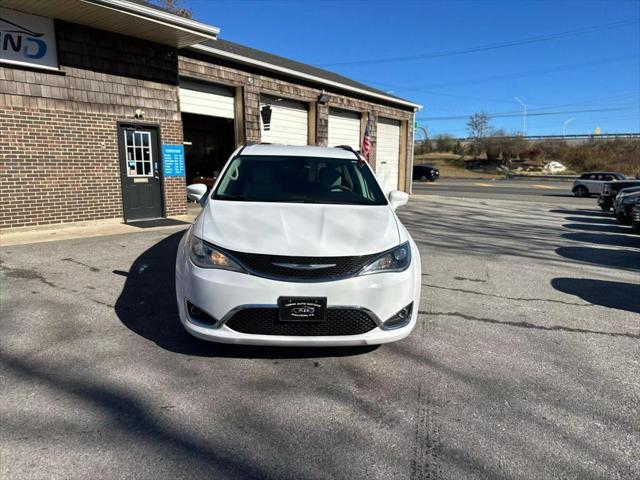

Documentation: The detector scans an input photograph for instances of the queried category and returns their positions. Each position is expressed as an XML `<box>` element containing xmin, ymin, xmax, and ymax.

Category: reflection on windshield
<box><xmin>213</xmin><ymin>155</ymin><xmax>388</xmax><ymax>206</ymax></box>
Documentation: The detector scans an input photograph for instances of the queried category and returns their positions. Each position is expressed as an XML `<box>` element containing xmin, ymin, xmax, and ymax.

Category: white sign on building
<box><xmin>0</xmin><ymin>7</ymin><xmax>58</xmax><ymax>70</ymax></box>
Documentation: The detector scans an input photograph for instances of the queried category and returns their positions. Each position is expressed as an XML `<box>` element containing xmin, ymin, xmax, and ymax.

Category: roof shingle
<box><xmin>194</xmin><ymin>39</ymin><xmax>418</xmax><ymax>109</ymax></box>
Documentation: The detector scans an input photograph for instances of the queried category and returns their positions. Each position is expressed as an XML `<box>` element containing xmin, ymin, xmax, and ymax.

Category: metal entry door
<box><xmin>117</xmin><ymin>124</ymin><xmax>163</xmax><ymax>221</ymax></box>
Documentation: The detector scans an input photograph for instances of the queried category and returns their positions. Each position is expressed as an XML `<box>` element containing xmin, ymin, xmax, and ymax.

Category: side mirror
<box><xmin>187</xmin><ymin>183</ymin><xmax>208</xmax><ymax>205</ymax></box>
<box><xmin>388</xmin><ymin>190</ymin><xmax>409</xmax><ymax>211</ymax></box>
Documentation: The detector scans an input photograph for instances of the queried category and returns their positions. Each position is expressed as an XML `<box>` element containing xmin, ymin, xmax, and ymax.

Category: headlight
<box><xmin>188</xmin><ymin>235</ymin><xmax>246</xmax><ymax>272</ymax></box>
<box><xmin>622</xmin><ymin>196</ymin><xmax>639</xmax><ymax>205</ymax></box>
<box><xmin>359</xmin><ymin>242</ymin><xmax>411</xmax><ymax>275</ymax></box>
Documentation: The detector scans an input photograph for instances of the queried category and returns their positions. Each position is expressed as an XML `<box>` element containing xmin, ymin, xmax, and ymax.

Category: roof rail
<box><xmin>334</xmin><ymin>145</ymin><xmax>370</xmax><ymax>166</ymax></box>
<box><xmin>334</xmin><ymin>145</ymin><xmax>358</xmax><ymax>153</ymax></box>
<box><xmin>334</xmin><ymin>145</ymin><xmax>364</xmax><ymax>159</ymax></box>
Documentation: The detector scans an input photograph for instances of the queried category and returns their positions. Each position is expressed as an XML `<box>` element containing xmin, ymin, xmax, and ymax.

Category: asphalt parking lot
<box><xmin>412</xmin><ymin>178</ymin><xmax>591</xmax><ymax>204</ymax></box>
<box><xmin>1</xmin><ymin>190</ymin><xmax>639</xmax><ymax>479</ymax></box>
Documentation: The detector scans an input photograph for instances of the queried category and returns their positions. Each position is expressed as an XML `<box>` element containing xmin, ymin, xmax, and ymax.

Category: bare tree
<box><xmin>467</xmin><ymin>111</ymin><xmax>491</xmax><ymax>159</ymax></box>
<box><xmin>150</xmin><ymin>0</ymin><xmax>193</xmax><ymax>18</ymax></box>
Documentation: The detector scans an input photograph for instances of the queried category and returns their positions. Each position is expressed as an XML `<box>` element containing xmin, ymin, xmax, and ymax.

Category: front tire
<box><xmin>574</xmin><ymin>186</ymin><xmax>589</xmax><ymax>197</ymax></box>
<box><xmin>616</xmin><ymin>213</ymin><xmax>631</xmax><ymax>225</ymax></box>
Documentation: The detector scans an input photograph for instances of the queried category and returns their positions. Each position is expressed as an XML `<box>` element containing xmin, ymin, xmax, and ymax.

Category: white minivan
<box><xmin>175</xmin><ymin>144</ymin><xmax>421</xmax><ymax>346</ymax></box>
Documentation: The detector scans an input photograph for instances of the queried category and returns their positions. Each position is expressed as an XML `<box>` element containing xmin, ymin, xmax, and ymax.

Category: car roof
<box><xmin>240</xmin><ymin>144</ymin><xmax>359</xmax><ymax>159</ymax></box>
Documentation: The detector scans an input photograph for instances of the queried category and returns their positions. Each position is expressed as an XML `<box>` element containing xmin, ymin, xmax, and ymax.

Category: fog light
<box><xmin>186</xmin><ymin>300</ymin><xmax>218</xmax><ymax>326</ymax></box>
<box><xmin>382</xmin><ymin>302</ymin><xmax>413</xmax><ymax>330</ymax></box>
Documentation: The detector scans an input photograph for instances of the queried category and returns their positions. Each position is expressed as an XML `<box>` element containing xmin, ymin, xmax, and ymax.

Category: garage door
<box><xmin>328</xmin><ymin>108</ymin><xmax>361</xmax><ymax>149</ymax></box>
<box><xmin>179</xmin><ymin>80</ymin><xmax>235</xmax><ymax>118</ymax></box>
<box><xmin>260</xmin><ymin>95</ymin><xmax>308</xmax><ymax>145</ymax></box>
<box><xmin>376</xmin><ymin>118</ymin><xmax>401</xmax><ymax>192</ymax></box>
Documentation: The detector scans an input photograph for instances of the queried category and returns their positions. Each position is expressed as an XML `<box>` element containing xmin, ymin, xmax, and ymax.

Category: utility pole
<box><xmin>514</xmin><ymin>97</ymin><xmax>527</xmax><ymax>136</ymax></box>
<box><xmin>562</xmin><ymin>117</ymin><xmax>575</xmax><ymax>137</ymax></box>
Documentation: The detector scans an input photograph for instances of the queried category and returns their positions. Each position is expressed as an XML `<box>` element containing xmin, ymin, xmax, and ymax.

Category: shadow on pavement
<box><xmin>562</xmin><ymin>232</ymin><xmax>640</xmax><ymax>249</ymax></box>
<box><xmin>555</xmin><ymin>246</ymin><xmax>640</xmax><ymax>271</ymax></box>
<box><xmin>551</xmin><ymin>278</ymin><xmax>640</xmax><ymax>315</ymax></box>
<box><xmin>114</xmin><ymin>231</ymin><xmax>376</xmax><ymax>359</ymax></box>
<box><xmin>541</xmin><ymin>193</ymin><xmax>582</xmax><ymax>198</ymax></box>
<box><xmin>549</xmin><ymin>209</ymin><xmax>611</xmax><ymax>217</ymax></box>
<box><xmin>563</xmin><ymin>216</ymin><xmax>619</xmax><ymax>225</ymax></box>
<box><xmin>562</xmin><ymin>223</ymin><xmax>631</xmax><ymax>234</ymax></box>
<box><xmin>0</xmin><ymin>352</ymin><xmax>280</xmax><ymax>480</ymax></box>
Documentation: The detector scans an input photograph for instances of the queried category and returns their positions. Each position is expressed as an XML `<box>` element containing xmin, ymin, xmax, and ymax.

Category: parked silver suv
<box><xmin>572</xmin><ymin>172</ymin><xmax>627</xmax><ymax>197</ymax></box>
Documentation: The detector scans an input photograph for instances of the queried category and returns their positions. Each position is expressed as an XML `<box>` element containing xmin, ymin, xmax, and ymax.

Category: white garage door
<box><xmin>376</xmin><ymin>117</ymin><xmax>401</xmax><ymax>192</ymax></box>
<box><xmin>328</xmin><ymin>108</ymin><xmax>361</xmax><ymax>149</ymax></box>
<box><xmin>260</xmin><ymin>96</ymin><xmax>308</xmax><ymax>145</ymax></box>
<box><xmin>179</xmin><ymin>80</ymin><xmax>235</xmax><ymax>118</ymax></box>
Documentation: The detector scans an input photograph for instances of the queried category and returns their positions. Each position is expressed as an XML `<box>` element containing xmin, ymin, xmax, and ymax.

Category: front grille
<box><xmin>632</xmin><ymin>206</ymin><xmax>640</xmax><ymax>221</ymax></box>
<box><xmin>226</xmin><ymin>250</ymin><xmax>377</xmax><ymax>281</ymax></box>
<box><xmin>225</xmin><ymin>308</ymin><xmax>378</xmax><ymax>336</ymax></box>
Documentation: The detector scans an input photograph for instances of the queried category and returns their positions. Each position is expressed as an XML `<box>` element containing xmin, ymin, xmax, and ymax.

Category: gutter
<box><xmin>190</xmin><ymin>44</ymin><xmax>422</xmax><ymax>110</ymax></box>
<box><xmin>81</xmin><ymin>0</ymin><xmax>220</xmax><ymax>40</ymax></box>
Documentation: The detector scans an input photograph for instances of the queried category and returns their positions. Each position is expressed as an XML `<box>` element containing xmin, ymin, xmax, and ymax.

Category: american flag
<box><xmin>361</xmin><ymin>114</ymin><xmax>372</xmax><ymax>161</ymax></box>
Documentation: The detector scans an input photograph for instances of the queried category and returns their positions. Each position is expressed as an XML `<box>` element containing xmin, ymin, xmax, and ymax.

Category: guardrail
<box><xmin>506</xmin><ymin>174</ymin><xmax>578</xmax><ymax>182</ymax></box>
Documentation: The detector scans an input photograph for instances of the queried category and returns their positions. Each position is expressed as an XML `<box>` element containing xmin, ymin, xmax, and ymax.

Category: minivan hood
<box><xmin>198</xmin><ymin>201</ymin><xmax>400</xmax><ymax>256</ymax></box>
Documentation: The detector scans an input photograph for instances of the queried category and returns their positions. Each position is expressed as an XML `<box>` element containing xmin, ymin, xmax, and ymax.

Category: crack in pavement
<box><xmin>421</xmin><ymin>310</ymin><xmax>640</xmax><ymax>339</ymax></box>
<box><xmin>422</xmin><ymin>283</ymin><xmax>592</xmax><ymax>307</ymax></box>
<box><xmin>62</xmin><ymin>258</ymin><xmax>101</xmax><ymax>272</ymax></box>
<box><xmin>453</xmin><ymin>276</ymin><xmax>487</xmax><ymax>283</ymax></box>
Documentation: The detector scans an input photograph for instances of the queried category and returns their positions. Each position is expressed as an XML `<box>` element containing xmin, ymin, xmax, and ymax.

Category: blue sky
<box><xmin>185</xmin><ymin>0</ymin><xmax>639</xmax><ymax>138</ymax></box>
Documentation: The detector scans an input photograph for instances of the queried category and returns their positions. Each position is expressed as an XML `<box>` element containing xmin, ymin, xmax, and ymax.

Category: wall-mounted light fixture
<box><xmin>317</xmin><ymin>90</ymin><xmax>330</xmax><ymax>104</ymax></box>
<box><xmin>260</xmin><ymin>105</ymin><xmax>273</xmax><ymax>130</ymax></box>
<box><xmin>134</xmin><ymin>109</ymin><xmax>145</xmax><ymax>119</ymax></box>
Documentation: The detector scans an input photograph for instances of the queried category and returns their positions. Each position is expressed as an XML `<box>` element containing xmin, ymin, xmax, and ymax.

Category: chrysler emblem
<box><xmin>272</xmin><ymin>262</ymin><xmax>337</xmax><ymax>270</ymax></box>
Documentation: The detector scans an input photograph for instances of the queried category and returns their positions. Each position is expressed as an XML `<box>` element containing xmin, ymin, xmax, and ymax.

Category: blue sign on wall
<box><xmin>162</xmin><ymin>144</ymin><xmax>185</xmax><ymax>177</ymax></box>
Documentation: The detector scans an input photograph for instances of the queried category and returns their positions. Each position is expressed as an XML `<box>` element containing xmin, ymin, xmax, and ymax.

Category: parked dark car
<box><xmin>613</xmin><ymin>187</ymin><xmax>640</xmax><ymax>224</ymax></box>
<box><xmin>632</xmin><ymin>197</ymin><xmax>640</xmax><ymax>233</ymax></box>
<box><xmin>597</xmin><ymin>180</ymin><xmax>640</xmax><ymax>211</ymax></box>
<box><xmin>413</xmin><ymin>164</ymin><xmax>440</xmax><ymax>182</ymax></box>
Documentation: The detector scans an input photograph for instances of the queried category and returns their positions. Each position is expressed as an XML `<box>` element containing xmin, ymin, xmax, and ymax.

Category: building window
<box><xmin>124</xmin><ymin>130</ymin><xmax>153</xmax><ymax>177</ymax></box>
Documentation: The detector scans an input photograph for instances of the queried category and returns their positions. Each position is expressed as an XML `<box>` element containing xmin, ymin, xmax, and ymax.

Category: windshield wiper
<box><xmin>285</xmin><ymin>197</ymin><xmax>318</xmax><ymax>203</ymax></box>
<box><xmin>214</xmin><ymin>194</ymin><xmax>247</xmax><ymax>201</ymax></box>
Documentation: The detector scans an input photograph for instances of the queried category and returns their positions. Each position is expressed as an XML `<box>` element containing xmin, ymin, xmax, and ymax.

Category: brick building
<box><xmin>0</xmin><ymin>0</ymin><xmax>420</xmax><ymax>230</ymax></box>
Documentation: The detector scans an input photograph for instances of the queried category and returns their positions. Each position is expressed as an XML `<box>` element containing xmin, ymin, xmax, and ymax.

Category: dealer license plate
<box><xmin>278</xmin><ymin>297</ymin><xmax>327</xmax><ymax>322</ymax></box>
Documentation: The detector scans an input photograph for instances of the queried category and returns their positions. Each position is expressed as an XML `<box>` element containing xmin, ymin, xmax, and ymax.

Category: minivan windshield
<box><xmin>213</xmin><ymin>155</ymin><xmax>388</xmax><ymax>205</ymax></box>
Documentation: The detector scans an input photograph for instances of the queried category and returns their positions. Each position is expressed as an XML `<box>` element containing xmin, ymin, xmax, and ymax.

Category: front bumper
<box><xmin>175</xmin><ymin>234</ymin><xmax>421</xmax><ymax>346</ymax></box>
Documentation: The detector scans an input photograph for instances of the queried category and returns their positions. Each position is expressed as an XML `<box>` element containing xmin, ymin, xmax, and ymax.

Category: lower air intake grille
<box><xmin>225</xmin><ymin>308</ymin><xmax>378</xmax><ymax>336</ymax></box>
